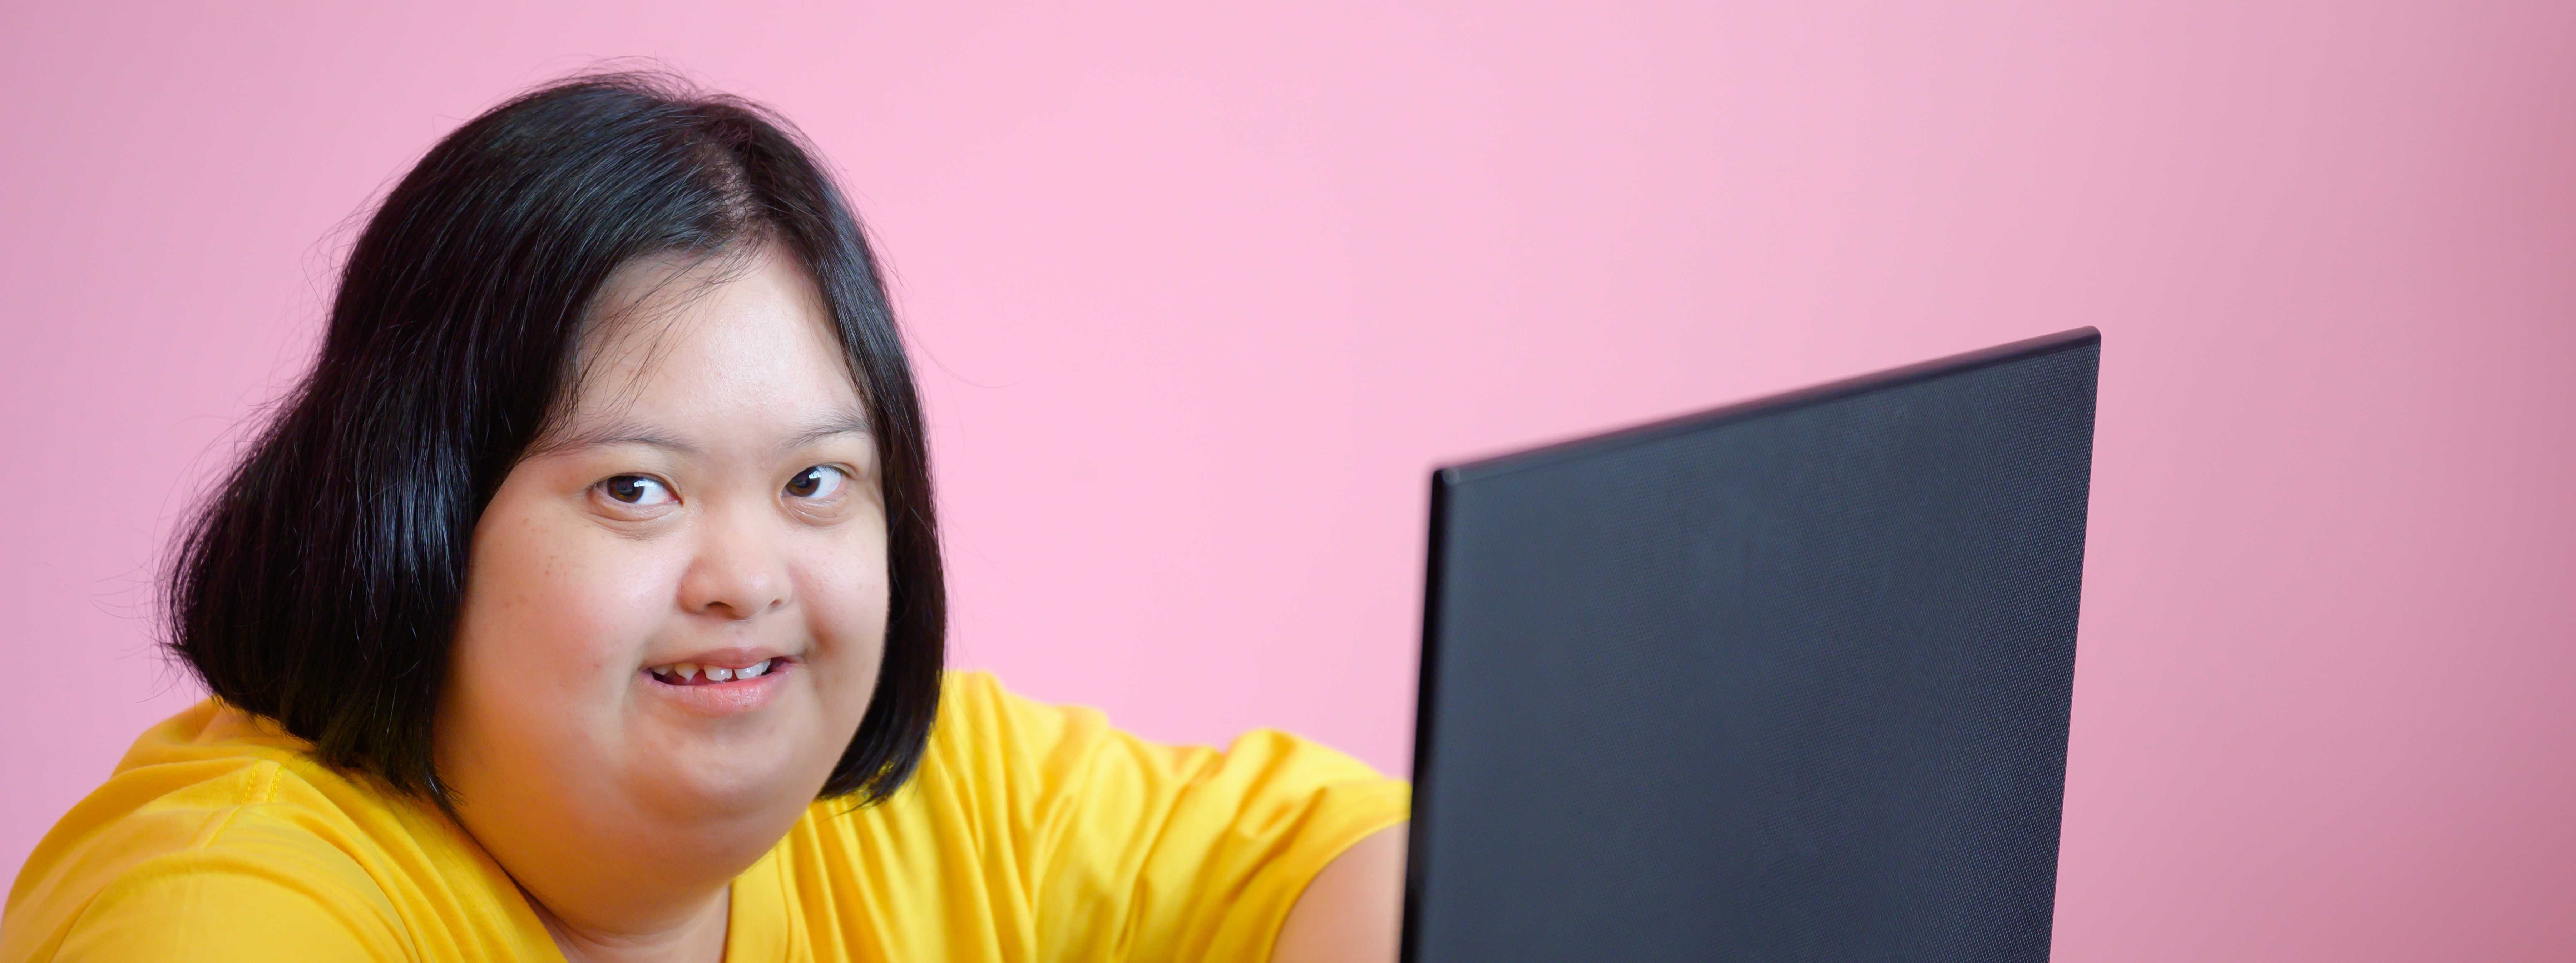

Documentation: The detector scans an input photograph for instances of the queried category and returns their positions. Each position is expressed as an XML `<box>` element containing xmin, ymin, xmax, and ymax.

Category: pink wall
<box><xmin>3</xmin><ymin>2</ymin><xmax>2570</xmax><ymax>957</ymax></box>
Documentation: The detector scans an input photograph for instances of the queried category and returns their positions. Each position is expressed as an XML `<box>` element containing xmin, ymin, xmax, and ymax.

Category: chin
<box><xmin>641</xmin><ymin>744</ymin><xmax>836</xmax><ymax>826</ymax></box>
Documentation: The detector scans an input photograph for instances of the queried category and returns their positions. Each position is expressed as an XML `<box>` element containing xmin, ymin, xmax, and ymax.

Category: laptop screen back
<box><xmin>1403</xmin><ymin>329</ymin><xmax>2100</xmax><ymax>961</ymax></box>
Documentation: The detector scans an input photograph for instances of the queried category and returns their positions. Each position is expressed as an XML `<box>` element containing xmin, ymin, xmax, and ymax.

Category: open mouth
<box><xmin>646</xmin><ymin>657</ymin><xmax>789</xmax><ymax>686</ymax></box>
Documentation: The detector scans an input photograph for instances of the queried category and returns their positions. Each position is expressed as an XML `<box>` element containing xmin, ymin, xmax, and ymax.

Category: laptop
<box><xmin>1401</xmin><ymin>328</ymin><xmax>2100</xmax><ymax>961</ymax></box>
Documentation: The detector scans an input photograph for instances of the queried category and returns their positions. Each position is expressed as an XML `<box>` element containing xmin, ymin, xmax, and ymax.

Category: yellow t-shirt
<box><xmin>0</xmin><ymin>670</ymin><xmax>1409</xmax><ymax>962</ymax></box>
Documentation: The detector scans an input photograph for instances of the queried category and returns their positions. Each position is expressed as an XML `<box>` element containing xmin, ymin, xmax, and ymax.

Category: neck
<box><xmin>528</xmin><ymin>881</ymin><xmax>731</xmax><ymax>963</ymax></box>
<box><xmin>429</xmin><ymin>800</ymin><xmax>767</xmax><ymax>963</ymax></box>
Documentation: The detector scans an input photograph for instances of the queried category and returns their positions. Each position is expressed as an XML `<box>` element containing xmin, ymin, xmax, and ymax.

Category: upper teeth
<box><xmin>651</xmin><ymin>658</ymin><xmax>774</xmax><ymax>682</ymax></box>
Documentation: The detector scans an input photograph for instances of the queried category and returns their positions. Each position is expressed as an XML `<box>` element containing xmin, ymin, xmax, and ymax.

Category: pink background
<box><xmin>4</xmin><ymin>2</ymin><xmax>2571</xmax><ymax>958</ymax></box>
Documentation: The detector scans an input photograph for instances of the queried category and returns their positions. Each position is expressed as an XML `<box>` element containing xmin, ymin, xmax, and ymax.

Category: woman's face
<box><xmin>433</xmin><ymin>243</ymin><xmax>888</xmax><ymax>893</ymax></box>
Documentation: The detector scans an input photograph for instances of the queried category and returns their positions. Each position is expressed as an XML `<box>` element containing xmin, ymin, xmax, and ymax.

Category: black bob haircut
<box><xmin>165</xmin><ymin>71</ymin><xmax>945</xmax><ymax>809</ymax></box>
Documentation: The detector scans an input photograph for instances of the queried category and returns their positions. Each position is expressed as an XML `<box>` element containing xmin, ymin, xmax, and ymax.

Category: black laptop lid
<box><xmin>1402</xmin><ymin>329</ymin><xmax>2100</xmax><ymax>962</ymax></box>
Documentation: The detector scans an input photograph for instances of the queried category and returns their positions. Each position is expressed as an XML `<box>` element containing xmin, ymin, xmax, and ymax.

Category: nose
<box><xmin>677</xmin><ymin>503</ymin><xmax>792</xmax><ymax>619</ymax></box>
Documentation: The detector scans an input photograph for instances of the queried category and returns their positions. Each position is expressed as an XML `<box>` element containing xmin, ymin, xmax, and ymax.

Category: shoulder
<box><xmin>1</xmin><ymin>702</ymin><xmax>521</xmax><ymax>962</ymax></box>
<box><xmin>904</xmin><ymin>669</ymin><xmax>1151</xmax><ymax>812</ymax></box>
<box><xmin>5</xmin><ymin>828</ymin><xmax>411</xmax><ymax>961</ymax></box>
<box><xmin>891</xmin><ymin>669</ymin><xmax>1407</xmax><ymax>803</ymax></box>
<box><xmin>825</xmin><ymin>669</ymin><xmax>1408</xmax><ymax>836</ymax></box>
<box><xmin>805</xmin><ymin>669</ymin><xmax>1081</xmax><ymax>829</ymax></box>
<box><xmin>767</xmin><ymin>672</ymin><xmax>1410</xmax><ymax>957</ymax></box>
<box><xmin>778</xmin><ymin>669</ymin><xmax>1161</xmax><ymax>869</ymax></box>
<box><xmin>925</xmin><ymin>668</ymin><xmax>1106</xmax><ymax>757</ymax></box>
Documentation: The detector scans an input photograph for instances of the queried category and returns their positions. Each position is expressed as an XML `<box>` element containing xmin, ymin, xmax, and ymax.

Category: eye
<box><xmin>785</xmin><ymin>465</ymin><xmax>846</xmax><ymax>500</ymax></box>
<box><xmin>600</xmin><ymin>475</ymin><xmax>675</xmax><ymax>506</ymax></box>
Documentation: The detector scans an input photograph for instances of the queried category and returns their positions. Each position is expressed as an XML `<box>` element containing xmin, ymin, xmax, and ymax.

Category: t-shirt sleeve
<box><xmin>47</xmin><ymin>845</ymin><xmax>409</xmax><ymax>962</ymax></box>
<box><xmin>941</xmin><ymin>670</ymin><xmax>1411</xmax><ymax>962</ymax></box>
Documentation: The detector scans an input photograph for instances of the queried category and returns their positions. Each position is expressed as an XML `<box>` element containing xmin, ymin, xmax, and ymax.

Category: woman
<box><xmin>0</xmin><ymin>73</ymin><xmax>1409</xmax><ymax>962</ymax></box>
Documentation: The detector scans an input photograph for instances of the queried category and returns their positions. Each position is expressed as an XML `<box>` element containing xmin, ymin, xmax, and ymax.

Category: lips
<box><xmin>647</xmin><ymin>657</ymin><xmax>781</xmax><ymax>686</ymax></box>
<box><xmin>636</xmin><ymin>651</ymin><xmax>793</xmax><ymax>716</ymax></box>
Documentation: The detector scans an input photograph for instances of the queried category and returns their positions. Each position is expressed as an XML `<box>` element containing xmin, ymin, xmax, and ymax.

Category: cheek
<box><xmin>792</xmin><ymin>526</ymin><xmax>893</xmax><ymax>690</ymax></box>
<box><xmin>455</xmin><ymin>507</ymin><xmax>677</xmax><ymax>699</ymax></box>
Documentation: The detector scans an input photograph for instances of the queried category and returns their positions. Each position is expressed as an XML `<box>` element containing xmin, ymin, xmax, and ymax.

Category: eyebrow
<box><xmin>777</xmin><ymin>411</ymin><xmax>876</xmax><ymax>452</ymax></box>
<box><xmin>533</xmin><ymin>410</ymin><xmax>873</xmax><ymax>459</ymax></box>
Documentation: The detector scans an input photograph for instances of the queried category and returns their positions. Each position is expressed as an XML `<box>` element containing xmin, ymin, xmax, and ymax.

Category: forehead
<box><xmin>558</xmin><ymin>243</ymin><xmax>866</xmax><ymax>433</ymax></box>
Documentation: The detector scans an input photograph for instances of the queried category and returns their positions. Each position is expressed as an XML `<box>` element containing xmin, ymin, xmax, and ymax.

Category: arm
<box><xmin>1272</xmin><ymin>821</ymin><xmax>1409</xmax><ymax>963</ymax></box>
